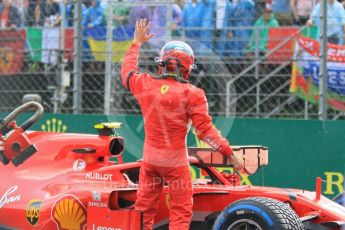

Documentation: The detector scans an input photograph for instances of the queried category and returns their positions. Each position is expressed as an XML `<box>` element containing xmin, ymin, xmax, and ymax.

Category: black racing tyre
<box><xmin>213</xmin><ymin>197</ymin><xmax>304</xmax><ymax>230</ymax></box>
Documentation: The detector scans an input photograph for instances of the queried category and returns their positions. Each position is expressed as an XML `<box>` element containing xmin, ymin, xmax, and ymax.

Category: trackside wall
<box><xmin>3</xmin><ymin>113</ymin><xmax>345</xmax><ymax>198</ymax></box>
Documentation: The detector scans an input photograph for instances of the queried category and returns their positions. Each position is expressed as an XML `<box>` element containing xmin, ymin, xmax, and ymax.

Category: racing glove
<box><xmin>218</xmin><ymin>141</ymin><xmax>244</xmax><ymax>173</ymax></box>
<box><xmin>220</xmin><ymin>142</ymin><xmax>233</xmax><ymax>157</ymax></box>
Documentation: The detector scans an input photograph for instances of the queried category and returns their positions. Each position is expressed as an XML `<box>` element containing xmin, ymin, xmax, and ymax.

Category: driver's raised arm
<box><xmin>120</xmin><ymin>19</ymin><xmax>154</xmax><ymax>95</ymax></box>
<box><xmin>120</xmin><ymin>43</ymin><xmax>141</xmax><ymax>92</ymax></box>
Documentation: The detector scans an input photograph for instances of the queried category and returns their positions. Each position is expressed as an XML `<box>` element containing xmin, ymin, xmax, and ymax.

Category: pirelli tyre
<box><xmin>213</xmin><ymin>197</ymin><xmax>304</xmax><ymax>230</ymax></box>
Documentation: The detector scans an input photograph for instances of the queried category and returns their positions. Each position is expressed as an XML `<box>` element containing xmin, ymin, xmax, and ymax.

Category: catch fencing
<box><xmin>0</xmin><ymin>0</ymin><xmax>344</xmax><ymax>120</ymax></box>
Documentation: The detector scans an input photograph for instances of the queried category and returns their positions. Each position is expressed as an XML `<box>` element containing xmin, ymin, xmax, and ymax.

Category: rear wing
<box><xmin>188</xmin><ymin>146</ymin><xmax>268</xmax><ymax>175</ymax></box>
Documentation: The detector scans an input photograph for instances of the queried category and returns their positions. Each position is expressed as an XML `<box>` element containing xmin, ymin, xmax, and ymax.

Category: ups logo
<box><xmin>26</xmin><ymin>200</ymin><xmax>42</xmax><ymax>226</ymax></box>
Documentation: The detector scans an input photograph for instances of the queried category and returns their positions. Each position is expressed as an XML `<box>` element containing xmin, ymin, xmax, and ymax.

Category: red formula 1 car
<box><xmin>0</xmin><ymin>102</ymin><xmax>345</xmax><ymax>230</ymax></box>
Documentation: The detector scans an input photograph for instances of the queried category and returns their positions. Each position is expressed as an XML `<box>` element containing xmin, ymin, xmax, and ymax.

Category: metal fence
<box><xmin>0</xmin><ymin>0</ymin><xmax>344</xmax><ymax>120</ymax></box>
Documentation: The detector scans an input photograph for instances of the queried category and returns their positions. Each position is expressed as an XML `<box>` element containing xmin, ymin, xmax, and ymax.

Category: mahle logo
<box><xmin>41</xmin><ymin>118</ymin><xmax>67</xmax><ymax>133</ymax></box>
<box><xmin>26</xmin><ymin>199</ymin><xmax>42</xmax><ymax>226</ymax></box>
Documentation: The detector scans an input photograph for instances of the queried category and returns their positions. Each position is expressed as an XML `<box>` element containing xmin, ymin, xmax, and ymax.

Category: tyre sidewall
<box><xmin>213</xmin><ymin>201</ymin><xmax>284</xmax><ymax>230</ymax></box>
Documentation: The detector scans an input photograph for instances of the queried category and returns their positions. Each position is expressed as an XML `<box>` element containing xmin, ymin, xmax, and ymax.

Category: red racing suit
<box><xmin>121</xmin><ymin>43</ymin><xmax>232</xmax><ymax>230</ymax></box>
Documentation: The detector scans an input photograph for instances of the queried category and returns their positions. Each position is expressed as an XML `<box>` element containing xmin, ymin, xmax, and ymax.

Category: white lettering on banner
<box><xmin>301</xmin><ymin>40</ymin><xmax>313</xmax><ymax>49</ymax></box>
<box><xmin>329</xmin><ymin>71</ymin><xmax>338</xmax><ymax>85</ymax></box>
<box><xmin>328</xmin><ymin>48</ymin><xmax>336</xmax><ymax>56</ymax></box>
<box><xmin>0</xmin><ymin>186</ymin><xmax>21</xmax><ymax>209</ymax></box>
<box><xmin>92</xmin><ymin>224</ymin><xmax>122</xmax><ymax>230</ymax></box>
<box><xmin>86</xmin><ymin>172</ymin><xmax>113</xmax><ymax>181</ymax></box>
<box><xmin>340</xmin><ymin>73</ymin><xmax>345</xmax><ymax>85</ymax></box>
<box><xmin>337</xmin><ymin>49</ymin><xmax>345</xmax><ymax>56</ymax></box>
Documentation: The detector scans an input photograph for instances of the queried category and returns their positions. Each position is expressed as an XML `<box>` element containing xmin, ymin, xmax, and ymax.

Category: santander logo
<box><xmin>0</xmin><ymin>186</ymin><xmax>21</xmax><ymax>209</ymax></box>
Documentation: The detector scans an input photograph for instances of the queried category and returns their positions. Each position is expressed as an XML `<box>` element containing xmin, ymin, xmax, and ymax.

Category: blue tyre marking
<box><xmin>227</xmin><ymin>204</ymin><xmax>273</xmax><ymax>226</ymax></box>
<box><xmin>336</xmin><ymin>196</ymin><xmax>345</xmax><ymax>205</ymax></box>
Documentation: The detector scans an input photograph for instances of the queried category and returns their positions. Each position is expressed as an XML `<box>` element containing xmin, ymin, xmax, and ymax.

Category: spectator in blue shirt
<box><xmin>83</xmin><ymin>0</ymin><xmax>105</xmax><ymax>28</ymax></box>
<box><xmin>200</xmin><ymin>0</ymin><xmax>216</xmax><ymax>49</ymax></box>
<box><xmin>272</xmin><ymin>0</ymin><xmax>292</xmax><ymax>25</ymax></box>
<box><xmin>182</xmin><ymin>0</ymin><xmax>204</xmax><ymax>41</ymax></box>
<box><xmin>218</xmin><ymin>0</ymin><xmax>255</xmax><ymax>57</ymax></box>
<box><xmin>182</xmin><ymin>0</ymin><xmax>217</xmax><ymax>51</ymax></box>
<box><xmin>306</xmin><ymin>0</ymin><xmax>345</xmax><ymax>45</ymax></box>
<box><xmin>59</xmin><ymin>0</ymin><xmax>87</xmax><ymax>27</ymax></box>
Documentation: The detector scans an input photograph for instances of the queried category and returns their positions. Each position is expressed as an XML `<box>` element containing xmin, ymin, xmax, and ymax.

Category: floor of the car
<box><xmin>154</xmin><ymin>221</ymin><xmax>211</xmax><ymax>230</ymax></box>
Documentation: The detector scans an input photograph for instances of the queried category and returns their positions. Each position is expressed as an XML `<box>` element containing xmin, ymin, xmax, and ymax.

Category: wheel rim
<box><xmin>227</xmin><ymin>219</ymin><xmax>263</xmax><ymax>230</ymax></box>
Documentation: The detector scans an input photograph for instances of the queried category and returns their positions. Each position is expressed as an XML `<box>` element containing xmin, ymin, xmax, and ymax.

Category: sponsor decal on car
<box><xmin>26</xmin><ymin>199</ymin><xmax>42</xmax><ymax>226</ymax></box>
<box><xmin>92</xmin><ymin>224</ymin><xmax>122</xmax><ymax>230</ymax></box>
<box><xmin>73</xmin><ymin>159</ymin><xmax>86</xmax><ymax>171</ymax></box>
<box><xmin>51</xmin><ymin>194</ymin><xmax>86</xmax><ymax>230</ymax></box>
<box><xmin>89</xmin><ymin>202</ymin><xmax>108</xmax><ymax>208</ymax></box>
<box><xmin>92</xmin><ymin>191</ymin><xmax>101</xmax><ymax>201</ymax></box>
<box><xmin>85</xmin><ymin>172</ymin><xmax>113</xmax><ymax>181</ymax></box>
<box><xmin>0</xmin><ymin>185</ymin><xmax>21</xmax><ymax>209</ymax></box>
<box><xmin>89</xmin><ymin>191</ymin><xmax>108</xmax><ymax>208</ymax></box>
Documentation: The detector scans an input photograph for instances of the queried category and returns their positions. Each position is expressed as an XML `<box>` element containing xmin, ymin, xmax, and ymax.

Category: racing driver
<box><xmin>120</xmin><ymin>18</ymin><xmax>244</xmax><ymax>230</ymax></box>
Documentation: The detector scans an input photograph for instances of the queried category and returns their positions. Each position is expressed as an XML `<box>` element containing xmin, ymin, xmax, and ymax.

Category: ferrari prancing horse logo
<box><xmin>160</xmin><ymin>85</ymin><xmax>169</xmax><ymax>94</ymax></box>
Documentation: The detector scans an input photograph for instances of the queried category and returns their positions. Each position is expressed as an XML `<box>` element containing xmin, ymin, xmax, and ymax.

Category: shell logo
<box><xmin>51</xmin><ymin>195</ymin><xmax>86</xmax><ymax>230</ymax></box>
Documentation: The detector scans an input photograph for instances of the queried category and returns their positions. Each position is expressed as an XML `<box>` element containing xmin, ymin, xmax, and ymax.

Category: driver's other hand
<box><xmin>230</xmin><ymin>154</ymin><xmax>245</xmax><ymax>173</ymax></box>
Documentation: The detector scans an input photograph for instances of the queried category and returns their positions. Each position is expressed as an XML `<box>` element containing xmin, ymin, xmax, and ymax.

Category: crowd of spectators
<box><xmin>0</xmin><ymin>0</ymin><xmax>345</xmax><ymax>58</ymax></box>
